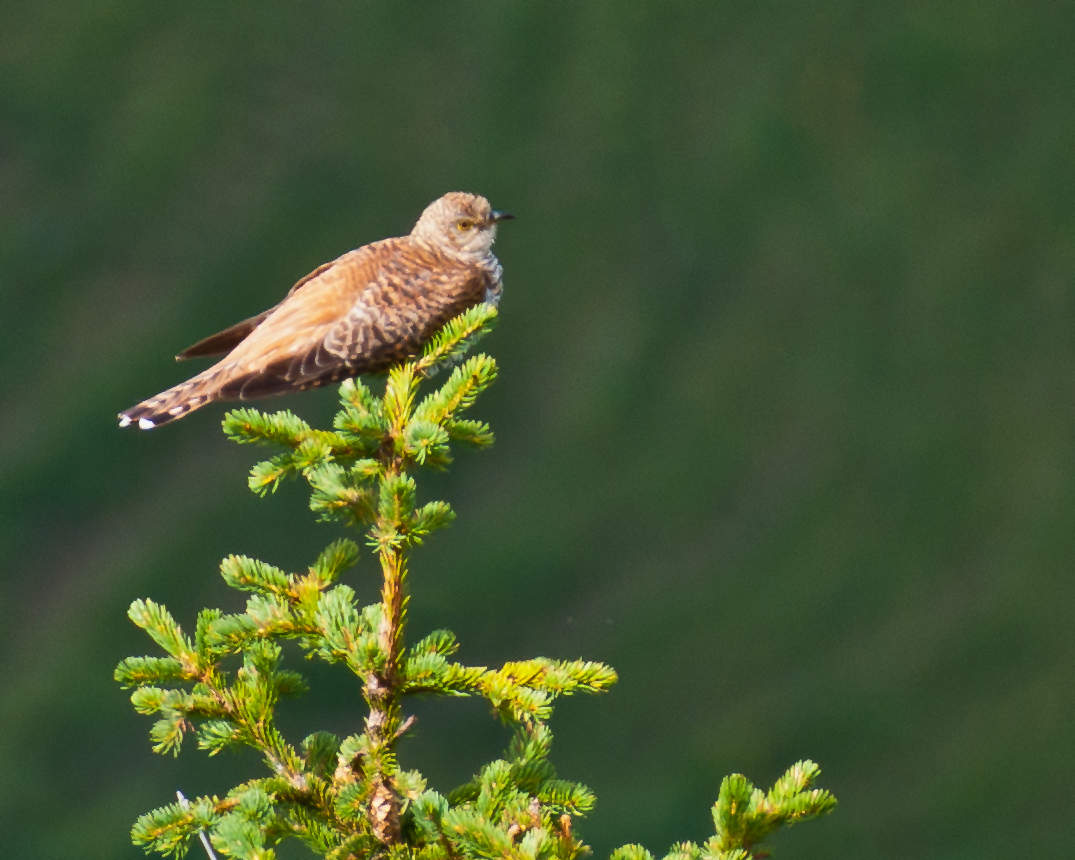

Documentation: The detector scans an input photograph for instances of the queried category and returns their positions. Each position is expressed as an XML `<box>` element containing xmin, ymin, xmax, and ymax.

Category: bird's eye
<box><xmin>457</xmin><ymin>219</ymin><xmax>474</xmax><ymax>231</ymax></box>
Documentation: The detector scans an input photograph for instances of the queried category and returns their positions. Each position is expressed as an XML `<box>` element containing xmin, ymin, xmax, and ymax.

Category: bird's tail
<box><xmin>118</xmin><ymin>368</ymin><xmax>221</xmax><ymax>430</ymax></box>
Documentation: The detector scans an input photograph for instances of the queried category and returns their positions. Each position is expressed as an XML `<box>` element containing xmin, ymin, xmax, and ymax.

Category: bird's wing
<box><xmin>175</xmin><ymin>261</ymin><xmax>336</xmax><ymax>360</ymax></box>
<box><xmin>211</xmin><ymin>240</ymin><xmax>489</xmax><ymax>401</ymax></box>
<box><xmin>175</xmin><ymin>311</ymin><xmax>273</xmax><ymax>360</ymax></box>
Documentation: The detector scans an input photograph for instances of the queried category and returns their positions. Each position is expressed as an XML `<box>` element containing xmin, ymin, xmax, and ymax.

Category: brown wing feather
<box><xmin>213</xmin><ymin>241</ymin><xmax>490</xmax><ymax>400</ymax></box>
<box><xmin>175</xmin><ymin>311</ymin><xmax>273</xmax><ymax>360</ymax></box>
<box><xmin>175</xmin><ymin>260</ymin><xmax>337</xmax><ymax>360</ymax></box>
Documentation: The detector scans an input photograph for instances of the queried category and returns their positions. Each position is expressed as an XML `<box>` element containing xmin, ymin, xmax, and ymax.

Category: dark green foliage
<box><xmin>117</xmin><ymin>306</ymin><xmax>834</xmax><ymax>858</ymax></box>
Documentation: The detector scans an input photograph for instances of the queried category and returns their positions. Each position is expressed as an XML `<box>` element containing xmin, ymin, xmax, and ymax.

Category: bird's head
<box><xmin>412</xmin><ymin>192</ymin><xmax>514</xmax><ymax>258</ymax></box>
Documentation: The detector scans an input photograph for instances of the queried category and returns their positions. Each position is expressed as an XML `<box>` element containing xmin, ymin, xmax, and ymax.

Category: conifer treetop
<box><xmin>116</xmin><ymin>305</ymin><xmax>835</xmax><ymax>859</ymax></box>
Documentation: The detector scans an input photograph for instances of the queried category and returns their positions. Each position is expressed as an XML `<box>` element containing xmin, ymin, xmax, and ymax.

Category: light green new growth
<box><xmin>117</xmin><ymin>303</ymin><xmax>835</xmax><ymax>859</ymax></box>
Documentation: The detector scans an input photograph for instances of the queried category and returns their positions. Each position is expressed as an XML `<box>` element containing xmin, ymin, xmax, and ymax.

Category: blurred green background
<box><xmin>2</xmin><ymin>2</ymin><xmax>1074</xmax><ymax>857</ymax></box>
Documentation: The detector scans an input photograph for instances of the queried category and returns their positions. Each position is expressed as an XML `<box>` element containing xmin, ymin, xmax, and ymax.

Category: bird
<box><xmin>118</xmin><ymin>192</ymin><xmax>513</xmax><ymax>430</ymax></box>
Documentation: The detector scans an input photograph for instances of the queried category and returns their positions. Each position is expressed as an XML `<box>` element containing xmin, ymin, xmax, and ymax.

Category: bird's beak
<box><xmin>489</xmin><ymin>210</ymin><xmax>515</xmax><ymax>223</ymax></box>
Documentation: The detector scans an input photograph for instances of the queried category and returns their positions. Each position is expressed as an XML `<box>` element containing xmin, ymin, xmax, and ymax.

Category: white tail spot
<box><xmin>119</xmin><ymin>415</ymin><xmax>132</xmax><ymax>428</ymax></box>
<box><xmin>138</xmin><ymin>418</ymin><xmax>156</xmax><ymax>430</ymax></box>
<box><xmin>169</xmin><ymin>406</ymin><xmax>186</xmax><ymax>415</ymax></box>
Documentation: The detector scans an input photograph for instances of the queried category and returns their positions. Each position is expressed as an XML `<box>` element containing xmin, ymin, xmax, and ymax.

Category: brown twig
<box><xmin>362</xmin><ymin>465</ymin><xmax>412</xmax><ymax>845</ymax></box>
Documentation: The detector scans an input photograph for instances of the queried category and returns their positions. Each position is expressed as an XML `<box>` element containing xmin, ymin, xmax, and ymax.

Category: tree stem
<box><xmin>366</xmin><ymin>380</ymin><xmax>418</xmax><ymax>845</ymax></box>
<box><xmin>364</xmin><ymin>542</ymin><xmax>408</xmax><ymax>844</ymax></box>
<box><xmin>379</xmin><ymin>546</ymin><xmax>407</xmax><ymax>680</ymax></box>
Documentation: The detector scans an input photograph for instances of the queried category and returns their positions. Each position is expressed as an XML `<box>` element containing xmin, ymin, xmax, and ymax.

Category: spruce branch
<box><xmin>118</xmin><ymin>306</ymin><xmax>835</xmax><ymax>859</ymax></box>
<box><xmin>177</xmin><ymin>791</ymin><xmax>220</xmax><ymax>860</ymax></box>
